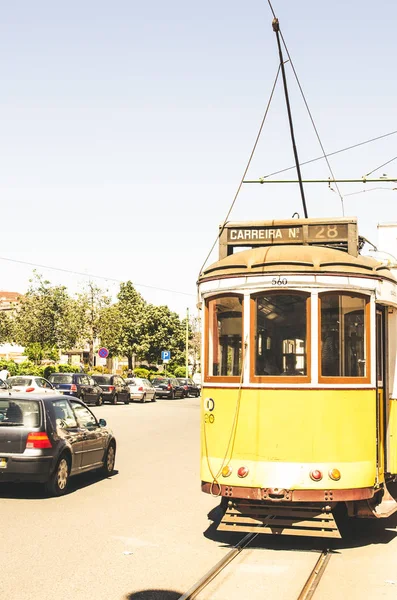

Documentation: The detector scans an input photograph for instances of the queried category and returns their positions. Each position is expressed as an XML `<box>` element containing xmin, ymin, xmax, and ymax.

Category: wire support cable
<box><xmin>198</xmin><ymin>66</ymin><xmax>280</xmax><ymax>277</ymax></box>
<box><xmin>364</xmin><ymin>155</ymin><xmax>397</xmax><ymax>177</ymax></box>
<box><xmin>268</xmin><ymin>0</ymin><xmax>346</xmax><ymax>215</ymax></box>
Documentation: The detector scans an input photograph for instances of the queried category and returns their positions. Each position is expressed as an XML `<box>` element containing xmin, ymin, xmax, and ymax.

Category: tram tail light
<box><xmin>329</xmin><ymin>468</ymin><xmax>341</xmax><ymax>481</ymax></box>
<box><xmin>237</xmin><ymin>466</ymin><xmax>249</xmax><ymax>478</ymax></box>
<box><xmin>310</xmin><ymin>469</ymin><xmax>323</xmax><ymax>481</ymax></box>
<box><xmin>222</xmin><ymin>466</ymin><xmax>233</xmax><ymax>477</ymax></box>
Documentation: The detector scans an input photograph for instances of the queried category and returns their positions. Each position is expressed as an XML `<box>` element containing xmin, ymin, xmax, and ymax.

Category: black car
<box><xmin>48</xmin><ymin>373</ymin><xmax>104</xmax><ymax>406</ymax></box>
<box><xmin>0</xmin><ymin>394</ymin><xmax>116</xmax><ymax>496</ymax></box>
<box><xmin>91</xmin><ymin>375</ymin><xmax>130</xmax><ymax>405</ymax></box>
<box><xmin>176</xmin><ymin>378</ymin><xmax>201</xmax><ymax>397</ymax></box>
<box><xmin>151</xmin><ymin>377</ymin><xmax>185</xmax><ymax>399</ymax></box>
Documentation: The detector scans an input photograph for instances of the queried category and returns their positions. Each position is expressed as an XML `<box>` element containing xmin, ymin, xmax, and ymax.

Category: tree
<box><xmin>0</xmin><ymin>311</ymin><xmax>13</xmax><ymax>344</ymax></box>
<box><xmin>77</xmin><ymin>282</ymin><xmax>111</xmax><ymax>367</ymax></box>
<box><xmin>12</xmin><ymin>272</ymin><xmax>86</xmax><ymax>362</ymax></box>
<box><xmin>140</xmin><ymin>304</ymin><xmax>185</xmax><ymax>368</ymax></box>
<box><xmin>116</xmin><ymin>282</ymin><xmax>147</xmax><ymax>370</ymax></box>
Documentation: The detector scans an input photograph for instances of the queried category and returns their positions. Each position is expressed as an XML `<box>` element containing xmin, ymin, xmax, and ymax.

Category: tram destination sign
<box><xmin>219</xmin><ymin>218</ymin><xmax>358</xmax><ymax>258</ymax></box>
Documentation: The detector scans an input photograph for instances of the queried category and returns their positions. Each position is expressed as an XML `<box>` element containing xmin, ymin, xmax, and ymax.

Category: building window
<box><xmin>320</xmin><ymin>293</ymin><xmax>369</xmax><ymax>381</ymax></box>
<box><xmin>206</xmin><ymin>295</ymin><xmax>243</xmax><ymax>380</ymax></box>
<box><xmin>251</xmin><ymin>292</ymin><xmax>310</xmax><ymax>381</ymax></box>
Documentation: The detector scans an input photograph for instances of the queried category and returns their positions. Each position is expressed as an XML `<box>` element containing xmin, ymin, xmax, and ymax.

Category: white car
<box><xmin>6</xmin><ymin>376</ymin><xmax>61</xmax><ymax>395</ymax></box>
<box><xmin>125</xmin><ymin>377</ymin><xmax>156</xmax><ymax>403</ymax></box>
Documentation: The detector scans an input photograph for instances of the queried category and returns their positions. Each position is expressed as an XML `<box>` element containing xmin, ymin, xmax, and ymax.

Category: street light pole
<box><xmin>186</xmin><ymin>308</ymin><xmax>189</xmax><ymax>378</ymax></box>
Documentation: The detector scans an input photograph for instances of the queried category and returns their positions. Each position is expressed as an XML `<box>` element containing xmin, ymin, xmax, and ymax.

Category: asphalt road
<box><xmin>1</xmin><ymin>397</ymin><xmax>397</xmax><ymax>600</ymax></box>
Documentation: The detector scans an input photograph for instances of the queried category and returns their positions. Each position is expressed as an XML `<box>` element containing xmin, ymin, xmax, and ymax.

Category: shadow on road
<box><xmin>203</xmin><ymin>499</ymin><xmax>397</xmax><ymax>552</ymax></box>
<box><xmin>0</xmin><ymin>469</ymin><xmax>119</xmax><ymax>499</ymax></box>
<box><xmin>125</xmin><ymin>591</ymin><xmax>181</xmax><ymax>599</ymax></box>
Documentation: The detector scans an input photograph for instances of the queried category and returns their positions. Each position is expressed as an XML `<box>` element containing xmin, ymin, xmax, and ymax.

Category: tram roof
<box><xmin>199</xmin><ymin>244</ymin><xmax>397</xmax><ymax>283</ymax></box>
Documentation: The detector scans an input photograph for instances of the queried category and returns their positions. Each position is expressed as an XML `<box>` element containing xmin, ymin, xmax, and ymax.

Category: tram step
<box><xmin>218</xmin><ymin>500</ymin><xmax>341</xmax><ymax>538</ymax></box>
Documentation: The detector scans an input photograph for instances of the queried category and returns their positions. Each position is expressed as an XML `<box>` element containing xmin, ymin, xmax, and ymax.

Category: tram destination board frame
<box><xmin>219</xmin><ymin>217</ymin><xmax>358</xmax><ymax>259</ymax></box>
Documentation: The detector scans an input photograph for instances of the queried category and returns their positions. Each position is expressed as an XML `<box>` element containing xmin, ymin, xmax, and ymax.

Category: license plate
<box><xmin>0</xmin><ymin>458</ymin><xmax>7</xmax><ymax>469</ymax></box>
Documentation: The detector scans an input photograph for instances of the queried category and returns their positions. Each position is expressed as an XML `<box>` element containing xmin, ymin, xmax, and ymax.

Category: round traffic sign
<box><xmin>98</xmin><ymin>347</ymin><xmax>109</xmax><ymax>359</ymax></box>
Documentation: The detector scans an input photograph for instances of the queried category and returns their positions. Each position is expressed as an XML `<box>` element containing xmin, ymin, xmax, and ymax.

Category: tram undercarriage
<box><xmin>208</xmin><ymin>481</ymin><xmax>397</xmax><ymax>538</ymax></box>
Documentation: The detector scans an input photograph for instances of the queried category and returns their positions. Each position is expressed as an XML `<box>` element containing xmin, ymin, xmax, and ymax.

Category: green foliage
<box><xmin>173</xmin><ymin>366</ymin><xmax>187</xmax><ymax>377</ymax></box>
<box><xmin>133</xmin><ymin>367</ymin><xmax>149</xmax><ymax>378</ymax></box>
<box><xmin>0</xmin><ymin>360</ymin><xmax>19</xmax><ymax>376</ymax></box>
<box><xmin>43</xmin><ymin>364</ymin><xmax>57</xmax><ymax>379</ymax></box>
<box><xmin>17</xmin><ymin>361</ymin><xmax>44</xmax><ymax>376</ymax></box>
<box><xmin>0</xmin><ymin>312</ymin><xmax>14</xmax><ymax>344</ymax></box>
<box><xmin>89</xmin><ymin>365</ymin><xmax>110</xmax><ymax>375</ymax></box>
<box><xmin>57</xmin><ymin>363</ymin><xmax>80</xmax><ymax>373</ymax></box>
<box><xmin>24</xmin><ymin>343</ymin><xmax>59</xmax><ymax>363</ymax></box>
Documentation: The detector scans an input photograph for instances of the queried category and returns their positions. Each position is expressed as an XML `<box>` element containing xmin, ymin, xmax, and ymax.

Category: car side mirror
<box><xmin>98</xmin><ymin>418</ymin><xmax>107</xmax><ymax>427</ymax></box>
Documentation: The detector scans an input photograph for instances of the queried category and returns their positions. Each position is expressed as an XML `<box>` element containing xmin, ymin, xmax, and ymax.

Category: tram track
<box><xmin>178</xmin><ymin>537</ymin><xmax>331</xmax><ymax>600</ymax></box>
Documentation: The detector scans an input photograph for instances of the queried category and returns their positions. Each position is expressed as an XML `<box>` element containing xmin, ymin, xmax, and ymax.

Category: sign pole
<box><xmin>185</xmin><ymin>307</ymin><xmax>189</xmax><ymax>378</ymax></box>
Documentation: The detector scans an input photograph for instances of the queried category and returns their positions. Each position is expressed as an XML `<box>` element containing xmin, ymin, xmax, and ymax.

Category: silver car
<box><xmin>125</xmin><ymin>378</ymin><xmax>156</xmax><ymax>403</ymax></box>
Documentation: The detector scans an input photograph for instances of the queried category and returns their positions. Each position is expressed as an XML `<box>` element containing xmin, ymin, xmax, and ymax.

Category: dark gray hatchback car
<box><xmin>0</xmin><ymin>394</ymin><xmax>116</xmax><ymax>496</ymax></box>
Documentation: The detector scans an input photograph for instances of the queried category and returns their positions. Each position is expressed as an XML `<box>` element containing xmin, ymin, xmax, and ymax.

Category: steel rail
<box><xmin>178</xmin><ymin>532</ymin><xmax>258</xmax><ymax>600</ymax></box>
<box><xmin>297</xmin><ymin>549</ymin><xmax>332</xmax><ymax>600</ymax></box>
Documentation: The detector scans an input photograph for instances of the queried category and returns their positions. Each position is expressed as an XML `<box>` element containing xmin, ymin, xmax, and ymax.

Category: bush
<box><xmin>0</xmin><ymin>360</ymin><xmax>19</xmax><ymax>376</ymax></box>
<box><xmin>174</xmin><ymin>366</ymin><xmax>187</xmax><ymax>378</ymax></box>
<box><xmin>57</xmin><ymin>364</ymin><xmax>80</xmax><ymax>373</ymax></box>
<box><xmin>17</xmin><ymin>361</ymin><xmax>44</xmax><ymax>376</ymax></box>
<box><xmin>134</xmin><ymin>367</ymin><xmax>150</xmax><ymax>379</ymax></box>
<box><xmin>43</xmin><ymin>364</ymin><xmax>57</xmax><ymax>380</ymax></box>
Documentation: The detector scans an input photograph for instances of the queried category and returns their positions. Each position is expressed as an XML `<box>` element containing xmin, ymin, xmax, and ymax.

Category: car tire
<box><xmin>79</xmin><ymin>393</ymin><xmax>85</xmax><ymax>403</ymax></box>
<box><xmin>102</xmin><ymin>441</ymin><xmax>116</xmax><ymax>476</ymax></box>
<box><xmin>151</xmin><ymin>393</ymin><xmax>156</xmax><ymax>402</ymax></box>
<box><xmin>96</xmin><ymin>395</ymin><xmax>103</xmax><ymax>406</ymax></box>
<box><xmin>46</xmin><ymin>454</ymin><xmax>70</xmax><ymax>497</ymax></box>
<box><xmin>140</xmin><ymin>394</ymin><xmax>146</xmax><ymax>403</ymax></box>
<box><xmin>170</xmin><ymin>390</ymin><xmax>174</xmax><ymax>400</ymax></box>
<box><xmin>112</xmin><ymin>393</ymin><xmax>118</xmax><ymax>405</ymax></box>
<box><xmin>124</xmin><ymin>396</ymin><xmax>130</xmax><ymax>405</ymax></box>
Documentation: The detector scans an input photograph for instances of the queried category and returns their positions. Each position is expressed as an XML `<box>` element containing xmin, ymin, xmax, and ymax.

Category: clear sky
<box><xmin>1</xmin><ymin>0</ymin><xmax>396</xmax><ymax>317</ymax></box>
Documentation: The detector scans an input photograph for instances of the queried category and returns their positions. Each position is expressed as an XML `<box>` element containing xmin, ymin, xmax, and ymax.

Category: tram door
<box><xmin>376</xmin><ymin>307</ymin><xmax>386</xmax><ymax>480</ymax></box>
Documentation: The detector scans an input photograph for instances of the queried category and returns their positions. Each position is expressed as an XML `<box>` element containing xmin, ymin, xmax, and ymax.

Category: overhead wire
<box><xmin>261</xmin><ymin>130</ymin><xmax>397</xmax><ymax>179</ymax></box>
<box><xmin>0</xmin><ymin>255</ymin><xmax>196</xmax><ymax>298</ymax></box>
<box><xmin>364</xmin><ymin>155</ymin><xmax>397</xmax><ymax>177</ymax></box>
<box><xmin>198</xmin><ymin>65</ymin><xmax>281</xmax><ymax>276</ymax></box>
<box><xmin>267</xmin><ymin>0</ymin><xmax>345</xmax><ymax>215</ymax></box>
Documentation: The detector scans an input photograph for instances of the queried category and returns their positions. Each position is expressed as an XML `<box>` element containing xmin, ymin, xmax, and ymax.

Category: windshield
<box><xmin>92</xmin><ymin>376</ymin><xmax>111</xmax><ymax>385</ymax></box>
<box><xmin>0</xmin><ymin>399</ymin><xmax>41</xmax><ymax>426</ymax></box>
<box><xmin>8</xmin><ymin>377</ymin><xmax>33</xmax><ymax>387</ymax></box>
<box><xmin>48</xmin><ymin>374</ymin><xmax>73</xmax><ymax>384</ymax></box>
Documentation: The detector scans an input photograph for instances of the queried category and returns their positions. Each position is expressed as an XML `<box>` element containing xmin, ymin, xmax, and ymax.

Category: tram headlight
<box><xmin>237</xmin><ymin>466</ymin><xmax>249</xmax><ymax>478</ymax></box>
<box><xmin>328</xmin><ymin>468</ymin><xmax>341</xmax><ymax>481</ymax></box>
<box><xmin>309</xmin><ymin>469</ymin><xmax>323</xmax><ymax>481</ymax></box>
<box><xmin>221</xmin><ymin>466</ymin><xmax>233</xmax><ymax>477</ymax></box>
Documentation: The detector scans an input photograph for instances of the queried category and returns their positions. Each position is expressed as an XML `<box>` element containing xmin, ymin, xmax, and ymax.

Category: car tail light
<box><xmin>167</xmin><ymin>384</ymin><xmax>171</xmax><ymax>390</ymax></box>
<box><xmin>310</xmin><ymin>469</ymin><xmax>323</xmax><ymax>481</ymax></box>
<box><xmin>26</xmin><ymin>432</ymin><xmax>52</xmax><ymax>449</ymax></box>
<box><xmin>138</xmin><ymin>386</ymin><xmax>143</xmax><ymax>391</ymax></box>
<box><xmin>25</xmin><ymin>387</ymin><xmax>35</xmax><ymax>392</ymax></box>
<box><xmin>108</xmin><ymin>386</ymin><xmax>115</xmax><ymax>392</ymax></box>
<box><xmin>237</xmin><ymin>466</ymin><xmax>249</xmax><ymax>478</ymax></box>
<box><xmin>184</xmin><ymin>385</ymin><xmax>188</xmax><ymax>390</ymax></box>
<box><xmin>70</xmin><ymin>384</ymin><xmax>77</xmax><ymax>392</ymax></box>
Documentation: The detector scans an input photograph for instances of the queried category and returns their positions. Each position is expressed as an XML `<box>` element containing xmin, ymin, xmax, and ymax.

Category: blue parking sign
<box><xmin>161</xmin><ymin>350</ymin><xmax>171</xmax><ymax>361</ymax></box>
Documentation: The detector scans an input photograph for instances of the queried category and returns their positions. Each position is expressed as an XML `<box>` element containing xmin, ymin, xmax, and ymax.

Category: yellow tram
<box><xmin>198</xmin><ymin>217</ymin><xmax>397</xmax><ymax>537</ymax></box>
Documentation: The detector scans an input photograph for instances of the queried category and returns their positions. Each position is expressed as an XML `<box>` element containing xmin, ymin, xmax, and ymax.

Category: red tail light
<box><xmin>108</xmin><ymin>386</ymin><xmax>115</xmax><ymax>392</ymax></box>
<box><xmin>25</xmin><ymin>387</ymin><xmax>35</xmax><ymax>392</ymax></box>
<box><xmin>70</xmin><ymin>384</ymin><xmax>77</xmax><ymax>392</ymax></box>
<box><xmin>138</xmin><ymin>386</ymin><xmax>143</xmax><ymax>391</ymax></box>
<box><xmin>26</xmin><ymin>432</ymin><xmax>52</xmax><ymax>449</ymax></box>
<box><xmin>167</xmin><ymin>384</ymin><xmax>171</xmax><ymax>390</ymax></box>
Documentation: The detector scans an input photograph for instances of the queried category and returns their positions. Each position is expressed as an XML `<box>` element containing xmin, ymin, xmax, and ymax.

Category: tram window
<box><xmin>320</xmin><ymin>294</ymin><xmax>368</xmax><ymax>379</ymax></box>
<box><xmin>253</xmin><ymin>293</ymin><xmax>309</xmax><ymax>377</ymax></box>
<box><xmin>206</xmin><ymin>295</ymin><xmax>242</xmax><ymax>378</ymax></box>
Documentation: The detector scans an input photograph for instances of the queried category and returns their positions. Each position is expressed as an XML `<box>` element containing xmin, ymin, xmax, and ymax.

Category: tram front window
<box><xmin>320</xmin><ymin>293</ymin><xmax>368</xmax><ymax>379</ymax></box>
<box><xmin>207</xmin><ymin>295</ymin><xmax>242</xmax><ymax>378</ymax></box>
<box><xmin>253</xmin><ymin>293</ymin><xmax>309</xmax><ymax>378</ymax></box>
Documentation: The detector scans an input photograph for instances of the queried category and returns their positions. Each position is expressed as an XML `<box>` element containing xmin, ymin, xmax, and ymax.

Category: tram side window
<box><xmin>320</xmin><ymin>294</ymin><xmax>367</xmax><ymax>378</ymax></box>
<box><xmin>254</xmin><ymin>293</ymin><xmax>308</xmax><ymax>377</ymax></box>
<box><xmin>207</xmin><ymin>296</ymin><xmax>242</xmax><ymax>377</ymax></box>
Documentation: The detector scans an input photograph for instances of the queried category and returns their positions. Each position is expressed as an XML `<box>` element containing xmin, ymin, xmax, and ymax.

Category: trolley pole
<box><xmin>272</xmin><ymin>17</ymin><xmax>308</xmax><ymax>218</ymax></box>
<box><xmin>186</xmin><ymin>308</ymin><xmax>189</xmax><ymax>378</ymax></box>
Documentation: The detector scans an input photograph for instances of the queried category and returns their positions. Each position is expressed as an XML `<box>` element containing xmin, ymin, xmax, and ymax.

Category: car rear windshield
<box><xmin>92</xmin><ymin>376</ymin><xmax>111</xmax><ymax>384</ymax></box>
<box><xmin>8</xmin><ymin>377</ymin><xmax>32</xmax><ymax>386</ymax></box>
<box><xmin>0</xmin><ymin>399</ymin><xmax>41</xmax><ymax>427</ymax></box>
<box><xmin>125</xmin><ymin>379</ymin><xmax>136</xmax><ymax>385</ymax></box>
<box><xmin>152</xmin><ymin>378</ymin><xmax>167</xmax><ymax>385</ymax></box>
<box><xmin>49</xmin><ymin>374</ymin><xmax>73</xmax><ymax>384</ymax></box>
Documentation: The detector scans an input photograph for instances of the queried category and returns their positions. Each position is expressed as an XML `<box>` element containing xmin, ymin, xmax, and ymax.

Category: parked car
<box><xmin>91</xmin><ymin>374</ymin><xmax>130</xmax><ymax>405</ymax></box>
<box><xmin>151</xmin><ymin>377</ymin><xmax>185</xmax><ymax>399</ymax></box>
<box><xmin>176</xmin><ymin>378</ymin><xmax>201</xmax><ymax>397</ymax></box>
<box><xmin>7</xmin><ymin>376</ymin><xmax>62</xmax><ymax>395</ymax></box>
<box><xmin>125</xmin><ymin>377</ymin><xmax>156</xmax><ymax>403</ymax></box>
<box><xmin>0</xmin><ymin>379</ymin><xmax>11</xmax><ymax>391</ymax></box>
<box><xmin>0</xmin><ymin>394</ymin><xmax>116</xmax><ymax>496</ymax></box>
<box><xmin>48</xmin><ymin>373</ymin><xmax>104</xmax><ymax>406</ymax></box>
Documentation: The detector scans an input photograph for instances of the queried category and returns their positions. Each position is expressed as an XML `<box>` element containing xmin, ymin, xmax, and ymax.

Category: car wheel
<box><xmin>96</xmin><ymin>394</ymin><xmax>103</xmax><ymax>406</ymax></box>
<box><xmin>46</xmin><ymin>454</ymin><xmax>70</xmax><ymax>497</ymax></box>
<box><xmin>112</xmin><ymin>393</ymin><xmax>118</xmax><ymax>405</ymax></box>
<box><xmin>79</xmin><ymin>393</ymin><xmax>85</xmax><ymax>403</ymax></box>
<box><xmin>170</xmin><ymin>390</ymin><xmax>174</xmax><ymax>400</ymax></box>
<box><xmin>141</xmin><ymin>393</ymin><xmax>146</xmax><ymax>403</ymax></box>
<box><xmin>151</xmin><ymin>393</ymin><xmax>156</xmax><ymax>402</ymax></box>
<box><xmin>102</xmin><ymin>442</ymin><xmax>116</xmax><ymax>476</ymax></box>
